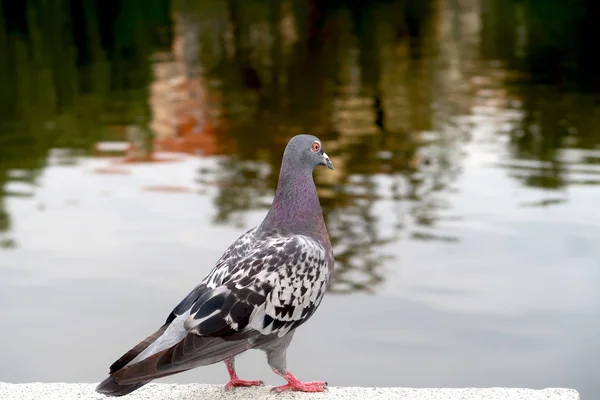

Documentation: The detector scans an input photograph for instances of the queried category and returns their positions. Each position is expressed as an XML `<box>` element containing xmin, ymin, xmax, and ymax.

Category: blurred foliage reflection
<box><xmin>1</xmin><ymin>0</ymin><xmax>600</xmax><ymax>292</ymax></box>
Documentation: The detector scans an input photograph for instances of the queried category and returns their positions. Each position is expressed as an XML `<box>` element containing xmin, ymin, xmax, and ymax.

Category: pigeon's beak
<box><xmin>322</xmin><ymin>152</ymin><xmax>334</xmax><ymax>170</ymax></box>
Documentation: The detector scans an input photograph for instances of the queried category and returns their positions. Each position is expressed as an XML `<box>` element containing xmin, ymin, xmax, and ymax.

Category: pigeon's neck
<box><xmin>260</xmin><ymin>164</ymin><xmax>329</xmax><ymax>241</ymax></box>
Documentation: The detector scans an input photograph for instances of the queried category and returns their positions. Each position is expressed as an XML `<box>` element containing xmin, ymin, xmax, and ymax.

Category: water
<box><xmin>1</xmin><ymin>0</ymin><xmax>599</xmax><ymax>397</ymax></box>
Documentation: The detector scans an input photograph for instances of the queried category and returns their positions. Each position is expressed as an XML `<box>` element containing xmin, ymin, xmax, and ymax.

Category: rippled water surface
<box><xmin>1</xmin><ymin>0</ymin><xmax>599</xmax><ymax>398</ymax></box>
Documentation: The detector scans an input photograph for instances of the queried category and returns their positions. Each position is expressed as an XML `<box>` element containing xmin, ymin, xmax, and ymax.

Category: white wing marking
<box><xmin>128</xmin><ymin>309</ymin><xmax>191</xmax><ymax>366</ymax></box>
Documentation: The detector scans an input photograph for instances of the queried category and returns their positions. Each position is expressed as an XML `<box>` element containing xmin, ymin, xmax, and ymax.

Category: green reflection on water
<box><xmin>1</xmin><ymin>0</ymin><xmax>600</xmax><ymax>292</ymax></box>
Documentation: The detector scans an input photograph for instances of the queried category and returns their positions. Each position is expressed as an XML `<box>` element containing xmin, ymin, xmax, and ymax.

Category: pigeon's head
<box><xmin>284</xmin><ymin>134</ymin><xmax>334</xmax><ymax>172</ymax></box>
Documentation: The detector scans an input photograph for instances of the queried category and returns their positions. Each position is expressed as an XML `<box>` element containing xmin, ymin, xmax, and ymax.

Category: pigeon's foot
<box><xmin>272</xmin><ymin>370</ymin><xmax>328</xmax><ymax>393</ymax></box>
<box><xmin>223</xmin><ymin>358</ymin><xmax>264</xmax><ymax>391</ymax></box>
<box><xmin>224</xmin><ymin>378</ymin><xmax>264</xmax><ymax>391</ymax></box>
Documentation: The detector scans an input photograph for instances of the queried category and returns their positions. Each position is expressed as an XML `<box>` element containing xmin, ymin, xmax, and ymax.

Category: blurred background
<box><xmin>0</xmin><ymin>0</ymin><xmax>599</xmax><ymax>397</ymax></box>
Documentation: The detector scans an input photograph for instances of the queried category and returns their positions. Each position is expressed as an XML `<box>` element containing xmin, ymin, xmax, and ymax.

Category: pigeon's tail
<box><xmin>95</xmin><ymin>323</ymin><xmax>170</xmax><ymax>396</ymax></box>
<box><xmin>95</xmin><ymin>318</ymin><xmax>253</xmax><ymax>395</ymax></box>
<box><xmin>96</xmin><ymin>375</ymin><xmax>150</xmax><ymax>397</ymax></box>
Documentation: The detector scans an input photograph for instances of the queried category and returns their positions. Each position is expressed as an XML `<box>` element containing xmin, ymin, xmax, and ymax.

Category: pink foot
<box><xmin>224</xmin><ymin>378</ymin><xmax>264</xmax><ymax>391</ymax></box>
<box><xmin>272</xmin><ymin>370</ymin><xmax>328</xmax><ymax>393</ymax></box>
<box><xmin>223</xmin><ymin>359</ymin><xmax>263</xmax><ymax>391</ymax></box>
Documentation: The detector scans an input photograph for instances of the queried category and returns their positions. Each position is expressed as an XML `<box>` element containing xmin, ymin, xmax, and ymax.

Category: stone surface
<box><xmin>0</xmin><ymin>383</ymin><xmax>580</xmax><ymax>400</ymax></box>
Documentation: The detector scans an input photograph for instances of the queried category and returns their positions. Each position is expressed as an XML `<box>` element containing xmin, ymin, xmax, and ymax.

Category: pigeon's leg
<box><xmin>264</xmin><ymin>334</ymin><xmax>327</xmax><ymax>393</ymax></box>
<box><xmin>223</xmin><ymin>357</ymin><xmax>264</xmax><ymax>390</ymax></box>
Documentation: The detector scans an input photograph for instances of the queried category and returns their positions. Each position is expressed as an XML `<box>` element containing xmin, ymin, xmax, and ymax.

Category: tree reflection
<box><xmin>0</xmin><ymin>0</ymin><xmax>171</xmax><ymax>248</ymax></box>
<box><xmin>480</xmin><ymin>0</ymin><xmax>600</xmax><ymax>192</ymax></box>
<box><xmin>5</xmin><ymin>0</ymin><xmax>599</xmax><ymax>294</ymax></box>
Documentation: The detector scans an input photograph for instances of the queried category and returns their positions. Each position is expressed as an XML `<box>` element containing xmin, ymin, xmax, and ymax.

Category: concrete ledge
<box><xmin>0</xmin><ymin>383</ymin><xmax>580</xmax><ymax>400</ymax></box>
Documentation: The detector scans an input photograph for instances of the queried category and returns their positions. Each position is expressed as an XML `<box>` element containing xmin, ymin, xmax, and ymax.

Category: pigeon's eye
<box><xmin>311</xmin><ymin>142</ymin><xmax>321</xmax><ymax>152</ymax></box>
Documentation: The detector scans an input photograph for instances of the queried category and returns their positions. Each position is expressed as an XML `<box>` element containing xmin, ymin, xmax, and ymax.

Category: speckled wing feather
<box><xmin>185</xmin><ymin>231</ymin><xmax>333</xmax><ymax>338</ymax></box>
<box><xmin>109</xmin><ymin>230</ymin><xmax>332</xmax><ymax>385</ymax></box>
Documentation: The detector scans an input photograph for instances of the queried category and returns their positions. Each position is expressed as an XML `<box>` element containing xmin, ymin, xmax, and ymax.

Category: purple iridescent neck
<box><xmin>259</xmin><ymin>162</ymin><xmax>328</xmax><ymax>241</ymax></box>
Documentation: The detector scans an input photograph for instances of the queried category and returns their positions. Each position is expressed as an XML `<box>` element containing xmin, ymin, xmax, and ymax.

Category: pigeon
<box><xmin>96</xmin><ymin>134</ymin><xmax>335</xmax><ymax>396</ymax></box>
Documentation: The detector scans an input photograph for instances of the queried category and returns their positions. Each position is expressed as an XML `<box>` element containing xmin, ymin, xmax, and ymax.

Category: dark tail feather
<box><xmin>114</xmin><ymin>333</ymin><xmax>255</xmax><ymax>385</ymax></box>
<box><xmin>96</xmin><ymin>324</ymin><xmax>169</xmax><ymax>396</ymax></box>
<box><xmin>96</xmin><ymin>375</ymin><xmax>150</xmax><ymax>397</ymax></box>
<box><xmin>109</xmin><ymin>324</ymin><xmax>170</xmax><ymax>373</ymax></box>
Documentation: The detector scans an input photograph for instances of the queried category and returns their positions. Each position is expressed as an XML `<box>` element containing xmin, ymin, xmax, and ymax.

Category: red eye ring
<box><xmin>311</xmin><ymin>142</ymin><xmax>321</xmax><ymax>152</ymax></box>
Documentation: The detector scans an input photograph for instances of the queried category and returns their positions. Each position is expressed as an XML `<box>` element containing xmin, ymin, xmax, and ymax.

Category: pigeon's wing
<box><xmin>102</xmin><ymin>227</ymin><xmax>258</xmax><ymax>376</ymax></box>
<box><xmin>111</xmin><ymin>234</ymin><xmax>332</xmax><ymax>385</ymax></box>
<box><xmin>186</xmin><ymin>234</ymin><xmax>333</xmax><ymax>339</ymax></box>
